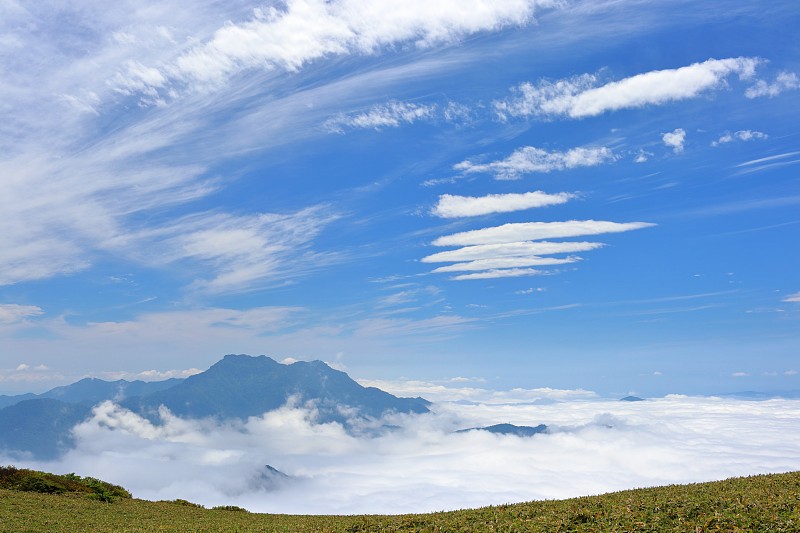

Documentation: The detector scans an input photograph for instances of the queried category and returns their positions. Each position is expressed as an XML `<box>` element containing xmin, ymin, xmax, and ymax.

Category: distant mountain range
<box><xmin>0</xmin><ymin>377</ymin><xmax>182</xmax><ymax>410</ymax></box>
<box><xmin>456</xmin><ymin>423</ymin><xmax>548</xmax><ymax>437</ymax></box>
<box><xmin>0</xmin><ymin>355</ymin><xmax>430</xmax><ymax>459</ymax></box>
<box><xmin>619</xmin><ymin>396</ymin><xmax>645</xmax><ymax>402</ymax></box>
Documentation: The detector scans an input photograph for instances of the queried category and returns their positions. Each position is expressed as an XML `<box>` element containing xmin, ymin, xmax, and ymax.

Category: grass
<box><xmin>0</xmin><ymin>469</ymin><xmax>798</xmax><ymax>531</ymax></box>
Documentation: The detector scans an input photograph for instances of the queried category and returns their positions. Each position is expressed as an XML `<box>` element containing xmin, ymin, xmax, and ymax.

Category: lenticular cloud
<box><xmin>432</xmin><ymin>220</ymin><xmax>655</xmax><ymax>247</ymax></box>
<box><xmin>7</xmin><ymin>395</ymin><xmax>800</xmax><ymax>515</ymax></box>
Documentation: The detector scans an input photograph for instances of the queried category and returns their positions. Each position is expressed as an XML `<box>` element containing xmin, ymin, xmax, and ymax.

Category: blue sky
<box><xmin>1</xmin><ymin>0</ymin><xmax>799</xmax><ymax>396</ymax></box>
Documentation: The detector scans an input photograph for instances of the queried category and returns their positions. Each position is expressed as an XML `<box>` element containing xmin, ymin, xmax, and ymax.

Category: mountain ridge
<box><xmin>0</xmin><ymin>354</ymin><xmax>430</xmax><ymax>459</ymax></box>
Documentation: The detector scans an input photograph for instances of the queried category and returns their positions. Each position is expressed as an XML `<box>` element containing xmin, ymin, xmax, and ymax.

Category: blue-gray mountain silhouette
<box><xmin>456</xmin><ymin>423</ymin><xmax>548</xmax><ymax>437</ymax></box>
<box><xmin>0</xmin><ymin>378</ymin><xmax>182</xmax><ymax>410</ymax></box>
<box><xmin>619</xmin><ymin>395</ymin><xmax>645</xmax><ymax>402</ymax></box>
<box><xmin>122</xmin><ymin>355</ymin><xmax>430</xmax><ymax>423</ymax></box>
<box><xmin>251</xmin><ymin>465</ymin><xmax>292</xmax><ymax>492</ymax></box>
<box><xmin>0</xmin><ymin>399</ymin><xmax>92</xmax><ymax>459</ymax></box>
<box><xmin>0</xmin><ymin>354</ymin><xmax>430</xmax><ymax>459</ymax></box>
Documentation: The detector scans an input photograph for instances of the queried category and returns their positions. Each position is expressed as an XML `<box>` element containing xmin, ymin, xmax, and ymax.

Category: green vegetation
<box><xmin>0</xmin><ymin>468</ymin><xmax>798</xmax><ymax>531</ymax></box>
<box><xmin>0</xmin><ymin>466</ymin><xmax>131</xmax><ymax>503</ymax></box>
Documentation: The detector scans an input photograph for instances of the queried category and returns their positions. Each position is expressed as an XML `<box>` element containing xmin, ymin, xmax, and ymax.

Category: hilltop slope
<box><xmin>0</xmin><ymin>470</ymin><xmax>797</xmax><ymax>531</ymax></box>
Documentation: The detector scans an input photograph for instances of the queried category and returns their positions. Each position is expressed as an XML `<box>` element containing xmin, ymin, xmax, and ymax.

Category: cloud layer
<box><xmin>7</xmin><ymin>395</ymin><xmax>800</xmax><ymax>515</ymax></box>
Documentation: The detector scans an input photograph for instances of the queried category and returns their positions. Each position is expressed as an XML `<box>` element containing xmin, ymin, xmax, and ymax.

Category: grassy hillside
<box><xmin>1</xmin><ymin>469</ymin><xmax>798</xmax><ymax>531</ymax></box>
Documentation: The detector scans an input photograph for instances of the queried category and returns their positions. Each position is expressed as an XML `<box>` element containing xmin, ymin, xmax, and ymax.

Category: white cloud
<box><xmin>515</xmin><ymin>287</ymin><xmax>545</xmax><ymax>295</ymax></box>
<box><xmin>745</xmin><ymin>71</ymin><xmax>800</xmax><ymax>98</ymax></box>
<box><xmin>84</xmin><ymin>307</ymin><xmax>305</xmax><ymax>341</ymax></box>
<box><xmin>711</xmin><ymin>130</ymin><xmax>768</xmax><ymax>146</ymax></box>
<box><xmin>735</xmin><ymin>130</ymin><xmax>768</xmax><ymax>141</ymax></box>
<box><xmin>732</xmin><ymin>372</ymin><xmax>750</xmax><ymax>377</ymax></box>
<box><xmin>433</xmin><ymin>256</ymin><xmax>578</xmax><ymax>272</ymax></box>
<box><xmin>141</xmin><ymin>0</ymin><xmax>555</xmax><ymax>95</ymax></box>
<box><xmin>433</xmin><ymin>191</ymin><xmax>575</xmax><ymax>218</ymax></box>
<box><xmin>454</xmin><ymin>146</ymin><xmax>615</xmax><ymax>180</ymax></box>
<box><xmin>356</xmin><ymin>379</ymin><xmax>596</xmax><ymax>403</ymax></box>
<box><xmin>0</xmin><ymin>0</ymin><xmax>559</xmax><ymax>290</ymax></box>
<box><xmin>662</xmin><ymin>128</ymin><xmax>686</xmax><ymax>153</ymax></box>
<box><xmin>0</xmin><ymin>304</ymin><xmax>44</xmax><ymax>324</ymax></box>
<box><xmin>376</xmin><ymin>286</ymin><xmax>441</xmax><ymax>308</ymax></box>
<box><xmin>6</xmin><ymin>396</ymin><xmax>800</xmax><ymax>515</ymax></box>
<box><xmin>634</xmin><ymin>150</ymin><xmax>652</xmax><ymax>163</ymax></box>
<box><xmin>349</xmin><ymin>314</ymin><xmax>475</xmax><ymax>340</ymax></box>
<box><xmin>136</xmin><ymin>207</ymin><xmax>341</xmax><ymax>294</ymax></box>
<box><xmin>451</xmin><ymin>268</ymin><xmax>546</xmax><ymax>280</ymax></box>
<box><xmin>494</xmin><ymin>57</ymin><xmax>761</xmax><ymax>120</ymax></box>
<box><xmin>782</xmin><ymin>292</ymin><xmax>800</xmax><ymax>303</ymax></box>
<box><xmin>324</xmin><ymin>101</ymin><xmax>437</xmax><ymax>132</ymax></box>
<box><xmin>432</xmin><ymin>220</ymin><xmax>655</xmax><ymax>247</ymax></box>
<box><xmin>421</xmin><ymin>241</ymin><xmax>604</xmax><ymax>263</ymax></box>
<box><xmin>0</xmin><ymin>363</ymin><xmax>64</xmax><ymax>385</ymax></box>
<box><xmin>442</xmin><ymin>101</ymin><xmax>474</xmax><ymax>124</ymax></box>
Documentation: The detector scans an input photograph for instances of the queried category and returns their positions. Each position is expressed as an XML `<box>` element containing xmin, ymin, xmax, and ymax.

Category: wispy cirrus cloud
<box><xmin>0</xmin><ymin>304</ymin><xmax>44</xmax><ymax>325</ymax></box>
<box><xmin>494</xmin><ymin>57</ymin><xmax>761</xmax><ymax>120</ymax></box>
<box><xmin>433</xmin><ymin>191</ymin><xmax>576</xmax><ymax>218</ymax></box>
<box><xmin>783</xmin><ymin>292</ymin><xmax>800</xmax><ymax>303</ymax></box>
<box><xmin>454</xmin><ymin>146</ymin><xmax>615</xmax><ymax>180</ymax></box>
<box><xmin>115</xmin><ymin>0</ymin><xmax>558</xmax><ymax>100</ymax></box>
<box><xmin>0</xmin><ymin>0</ymin><xmax>563</xmax><ymax>292</ymax></box>
<box><xmin>134</xmin><ymin>207</ymin><xmax>341</xmax><ymax>294</ymax></box>
<box><xmin>432</xmin><ymin>220</ymin><xmax>655</xmax><ymax>247</ymax></box>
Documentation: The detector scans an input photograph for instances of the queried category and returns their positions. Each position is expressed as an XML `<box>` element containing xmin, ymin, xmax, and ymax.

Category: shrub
<box><xmin>0</xmin><ymin>465</ymin><xmax>131</xmax><ymax>502</ymax></box>
<box><xmin>211</xmin><ymin>505</ymin><xmax>249</xmax><ymax>512</ymax></box>
<box><xmin>165</xmin><ymin>498</ymin><xmax>205</xmax><ymax>509</ymax></box>
<box><xmin>17</xmin><ymin>473</ymin><xmax>68</xmax><ymax>494</ymax></box>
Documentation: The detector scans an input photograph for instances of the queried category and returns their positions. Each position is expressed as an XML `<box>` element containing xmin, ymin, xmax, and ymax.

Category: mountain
<box><xmin>713</xmin><ymin>390</ymin><xmax>800</xmax><ymax>400</ymax></box>
<box><xmin>620</xmin><ymin>395</ymin><xmax>645</xmax><ymax>402</ymax></box>
<box><xmin>457</xmin><ymin>423</ymin><xmax>548</xmax><ymax>437</ymax></box>
<box><xmin>41</xmin><ymin>377</ymin><xmax>184</xmax><ymax>406</ymax></box>
<box><xmin>0</xmin><ymin>378</ymin><xmax>183</xmax><ymax>410</ymax></box>
<box><xmin>250</xmin><ymin>465</ymin><xmax>292</xmax><ymax>492</ymax></box>
<box><xmin>0</xmin><ymin>393</ymin><xmax>37</xmax><ymax>410</ymax></box>
<box><xmin>0</xmin><ymin>354</ymin><xmax>431</xmax><ymax>459</ymax></box>
<box><xmin>0</xmin><ymin>399</ymin><xmax>92</xmax><ymax>459</ymax></box>
<box><xmin>122</xmin><ymin>354</ymin><xmax>430</xmax><ymax>423</ymax></box>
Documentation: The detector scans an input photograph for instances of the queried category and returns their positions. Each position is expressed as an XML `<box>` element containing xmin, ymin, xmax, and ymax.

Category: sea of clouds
<box><xmin>4</xmin><ymin>390</ymin><xmax>799</xmax><ymax>515</ymax></box>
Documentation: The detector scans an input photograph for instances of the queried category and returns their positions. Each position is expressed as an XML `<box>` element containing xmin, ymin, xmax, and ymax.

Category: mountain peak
<box><xmin>126</xmin><ymin>354</ymin><xmax>430</xmax><ymax>423</ymax></box>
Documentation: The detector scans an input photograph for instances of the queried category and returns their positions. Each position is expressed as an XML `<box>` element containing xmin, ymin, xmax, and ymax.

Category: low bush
<box><xmin>0</xmin><ymin>465</ymin><xmax>131</xmax><ymax>502</ymax></box>
<box><xmin>211</xmin><ymin>505</ymin><xmax>249</xmax><ymax>512</ymax></box>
